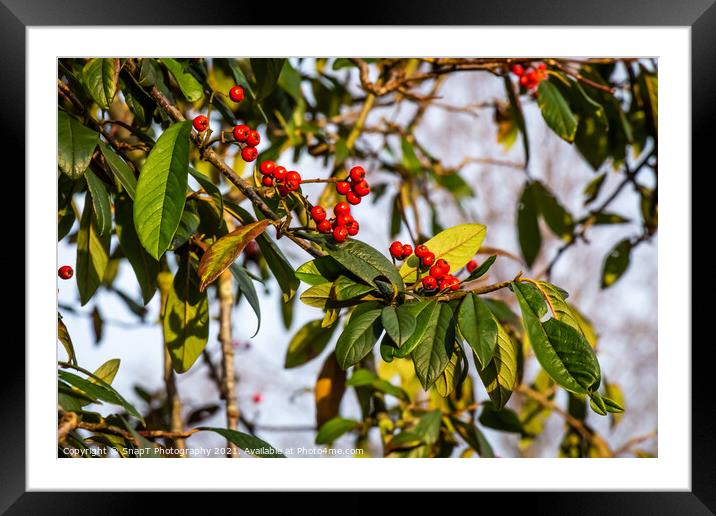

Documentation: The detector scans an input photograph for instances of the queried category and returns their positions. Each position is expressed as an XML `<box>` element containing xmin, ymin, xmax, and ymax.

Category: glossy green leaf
<box><xmin>295</xmin><ymin>256</ymin><xmax>346</xmax><ymax>285</ymax></box>
<box><xmin>58</xmin><ymin>368</ymin><xmax>143</xmax><ymax>422</ymax></box>
<box><xmin>231</xmin><ymin>264</ymin><xmax>261</xmax><ymax>337</ymax></box>
<box><xmin>58</xmin><ymin>317</ymin><xmax>77</xmax><ymax>365</ymax></box>
<box><xmin>327</xmin><ymin>239</ymin><xmax>405</xmax><ymax>296</ymax></box>
<box><xmin>300</xmin><ymin>283</ymin><xmax>334</xmax><ymax>309</ymax></box>
<box><xmin>516</xmin><ymin>281</ymin><xmax>548</xmax><ymax>318</ymax></box>
<box><xmin>160</xmin><ymin>58</ymin><xmax>204</xmax><ymax>102</ymax></box>
<box><xmin>257</xmin><ymin>233</ymin><xmax>299</xmax><ymax>302</ymax></box>
<box><xmin>538</xmin><ymin>280</ymin><xmax>581</xmax><ymax>331</ymax></box>
<box><xmin>450</xmin><ymin>416</ymin><xmax>495</xmax><ymax>457</ymax></box>
<box><xmin>399</xmin><ymin>224</ymin><xmax>486</xmax><ymax>283</ymax></box>
<box><xmin>434</xmin><ymin>346</ymin><xmax>461</xmax><ymax>397</ymax></box>
<box><xmin>514</xmin><ymin>282</ymin><xmax>601</xmax><ymax>395</ymax></box>
<box><xmin>533</xmin><ymin>181</ymin><xmax>574</xmax><ymax>240</ymax></box>
<box><xmin>315</xmin><ymin>417</ymin><xmax>359</xmax><ymax>445</ymax></box>
<box><xmin>84</xmin><ymin>169</ymin><xmax>112</xmax><ymax>236</ymax></box>
<box><xmin>465</xmin><ymin>255</ymin><xmax>496</xmax><ymax>281</ymax></box>
<box><xmin>170</xmin><ymin>201</ymin><xmax>201</xmax><ymax>250</ymax></box>
<box><xmin>58</xmin><ymin>111</ymin><xmax>99</xmax><ymax>179</ymax></box>
<box><xmin>76</xmin><ymin>193</ymin><xmax>110</xmax><ymax>305</ymax></box>
<box><xmin>381</xmin><ymin>305</ymin><xmax>417</xmax><ymax>346</ymax></box>
<box><xmin>82</xmin><ymin>58</ymin><xmax>119</xmax><ymax>109</ymax></box>
<box><xmin>394</xmin><ymin>301</ymin><xmax>437</xmax><ymax>357</ymax></box>
<box><xmin>197</xmin><ymin>220</ymin><xmax>270</xmax><ymax>292</ymax></box>
<box><xmin>479</xmin><ymin>401</ymin><xmax>525</xmax><ymax>434</ymax></box>
<box><xmin>601</xmin><ymin>239</ymin><xmax>632</xmax><ymax>288</ymax></box>
<box><xmin>537</xmin><ymin>80</ymin><xmax>578</xmax><ymax>143</ymax></box>
<box><xmin>163</xmin><ymin>253</ymin><xmax>209</xmax><ymax>373</ymax></box>
<box><xmin>99</xmin><ymin>142</ymin><xmax>137</xmax><ymax>199</ymax></box>
<box><xmin>457</xmin><ymin>294</ymin><xmax>497</xmax><ymax>369</ymax></box>
<box><xmin>251</xmin><ymin>58</ymin><xmax>287</xmax><ymax>101</ymax></box>
<box><xmin>284</xmin><ymin>319</ymin><xmax>337</xmax><ymax>368</ymax></box>
<box><xmin>331</xmin><ymin>275</ymin><xmax>375</xmax><ymax>302</ymax></box>
<box><xmin>504</xmin><ymin>75</ymin><xmax>529</xmax><ymax>166</ymax></box>
<box><xmin>517</xmin><ymin>182</ymin><xmax>541</xmax><ymax>267</ymax></box>
<box><xmin>411</xmin><ymin>302</ymin><xmax>456</xmax><ymax>389</ymax></box>
<box><xmin>189</xmin><ymin>168</ymin><xmax>223</xmax><ymax>217</ymax></box>
<box><xmin>114</xmin><ymin>194</ymin><xmax>159</xmax><ymax>305</ymax></box>
<box><xmin>134</xmin><ymin>121</ymin><xmax>191</xmax><ymax>259</ymax></box>
<box><xmin>200</xmin><ymin>427</ymin><xmax>285</xmax><ymax>457</ymax></box>
<box><xmin>335</xmin><ymin>303</ymin><xmax>383</xmax><ymax>369</ymax></box>
<box><xmin>477</xmin><ymin>318</ymin><xmax>518</xmax><ymax>408</ymax></box>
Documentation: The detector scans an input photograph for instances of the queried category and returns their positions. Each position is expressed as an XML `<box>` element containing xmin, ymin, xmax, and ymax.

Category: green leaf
<box><xmin>504</xmin><ymin>76</ymin><xmax>529</xmax><ymax>166</ymax></box>
<box><xmin>450</xmin><ymin>417</ymin><xmax>495</xmax><ymax>457</ymax></box>
<box><xmin>583</xmin><ymin>172</ymin><xmax>606</xmax><ymax>206</ymax></box>
<box><xmin>82</xmin><ymin>58</ymin><xmax>119</xmax><ymax>109</ymax></box>
<box><xmin>479</xmin><ymin>401</ymin><xmax>525</xmax><ymax>434</ymax></box>
<box><xmin>513</xmin><ymin>282</ymin><xmax>601</xmax><ymax>395</ymax></box>
<box><xmin>58</xmin><ymin>368</ymin><xmax>143</xmax><ymax>423</ymax></box>
<box><xmin>91</xmin><ymin>358</ymin><xmax>120</xmax><ymax>385</ymax></box>
<box><xmin>399</xmin><ymin>224</ymin><xmax>486</xmax><ymax>283</ymax></box>
<box><xmin>170</xmin><ymin>200</ymin><xmax>201</xmax><ymax>250</ymax></box>
<box><xmin>477</xmin><ymin>317</ymin><xmax>518</xmax><ymax>409</ymax></box>
<box><xmin>465</xmin><ymin>255</ymin><xmax>496</xmax><ymax>281</ymax></box>
<box><xmin>84</xmin><ymin>169</ymin><xmax>112</xmax><ymax>237</ymax></box>
<box><xmin>394</xmin><ymin>301</ymin><xmax>438</xmax><ymax>357</ymax></box>
<box><xmin>327</xmin><ymin>239</ymin><xmax>405</xmax><ymax>296</ymax></box>
<box><xmin>347</xmin><ymin>368</ymin><xmax>409</xmax><ymax>401</ymax></box>
<box><xmin>457</xmin><ymin>294</ymin><xmax>497</xmax><ymax>369</ymax></box>
<box><xmin>199</xmin><ymin>427</ymin><xmax>285</xmax><ymax>457</ymax></box>
<box><xmin>601</xmin><ymin>239</ymin><xmax>632</xmax><ymax>288</ymax></box>
<box><xmin>76</xmin><ymin>193</ymin><xmax>110</xmax><ymax>305</ymax></box>
<box><xmin>315</xmin><ymin>417</ymin><xmax>359</xmax><ymax>445</ymax></box>
<box><xmin>189</xmin><ymin>167</ymin><xmax>223</xmax><ymax>217</ymax></box>
<box><xmin>533</xmin><ymin>181</ymin><xmax>574</xmax><ymax>240</ymax></box>
<box><xmin>114</xmin><ymin>194</ymin><xmax>159</xmax><ymax>305</ymax></box>
<box><xmin>413</xmin><ymin>411</ymin><xmax>442</xmax><ymax>445</ymax></box>
<box><xmin>197</xmin><ymin>220</ymin><xmax>270</xmax><ymax>292</ymax></box>
<box><xmin>99</xmin><ymin>142</ymin><xmax>137</xmax><ymax>200</ymax></box>
<box><xmin>163</xmin><ymin>252</ymin><xmax>209</xmax><ymax>373</ymax></box>
<box><xmin>300</xmin><ymin>283</ymin><xmax>334</xmax><ymax>309</ymax></box>
<box><xmin>251</xmin><ymin>58</ymin><xmax>287</xmax><ymax>101</ymax></box>
<box><xmin>58</xmin><ymin>111</ymin><xmax>99</xmax><ymax>179</ymax></box>
<box><xmin>58</xmin><ymin>317</ymin><xmax>77</xmax><ymax>365</ymax></box>
<box><xmin>589</xmin><ymin>392</ymin><xmax>608</xmax><ymax>416</ymax></box>
<box><xmin>134</xmin><ymin>121</ymin><xmax>191</xmax><ymax>259</ymax></box>
<box><xmin>538</xmin><ymin>281</ymin><xmax>581</xmax><ymax>331</ymax></box>
<box><xmin>411</xmin><ymin>302</ymin><xmax>456</xmax><ymax>389</ymax></box>
<box><xmin>231</xmin><ymin>264</ymin><xmax>261</xmax><ymax>337</ymax></box>
<box><xmin>516</xmin><ymin>281</ymin><xmax>548</xmax><ymax>318</ymax></box>
<box><xmin>401</xmin><ymin>136</ymin><xmax>423</xmax><ymax>175</ymax></box>
<box><xmin>331</xmin><ymin>275</ymin><xmax>375</xmax><ymax>302</ymax></box>
<box><xmin>434</xmin><ymin>347</ymin><xmax>462</xmax><ymax>397</ymax></box>
<box><xmin>517</xmin><ymin>182</ymin><xmax>541</xmax><ymax>267</ymax></box>
<box><xmin>335</xmin><ymin>303</ymin><xmax>383</xmax><ymax>369</ymax></box>
<box><xmin>537</xmin><ymin>80</ymin><xmax>578</xmax><ymax>142</ymax></box>
<box><xmin>588</xmin><ymin>212</ymin><xmax>630</xmax><ymax>225</ymax></box>
<box><xmin>159</xmin><ymin>58</ymin><xmax>204</xmax><ymax>102</ymax></box>
<box><xmin>295</xmin><ymin>256</ymin><xmax>346</xmax><ymax>285</ymax></box>
<box><xmin>284</xmin><ymin>319</ymin><xmax>337</xmax><ymax>368</ymax></box>
<box><xmin>381</xmin><ymin>305</ymin><xmax>417</xmax><ymax>347</ymax></box>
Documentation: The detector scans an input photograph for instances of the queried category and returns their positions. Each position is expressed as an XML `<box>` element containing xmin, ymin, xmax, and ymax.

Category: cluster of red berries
<box><xmin>258</xmin><ymin>160</ymin><xmax>302</xmax><ymax>197</ymax></box>
<box><xmin>191</xmin><ymin>84</ymin><xmax>261</xmax><ymax>162</ymax></box>
<box><xmin>389</xmin><ymin>242</ymin><xmax>461</xmax><ymax>293</ymax></box>
<box><xmin>388</xmin><ymin>240</ymin><xmax>414</xmax><ymax>261</ymax></box>
<box><xmin>511</xmin><ymin>62</ymin><xmax>548</xmax><ymax>91</ymax></box>
<box><xmin>335</xmin><ymin>166</ymin><xmax>370</xmax><ymax>206</ymax></box>
<box><xmin>311</xmin><ymin>201</ymin><xmax>359</xmax><ymax>243</ymax></box>
<box><xmin>58</xmin><ymin>265</ymin><xmax>73</xmax><ymax>280</ymax></box>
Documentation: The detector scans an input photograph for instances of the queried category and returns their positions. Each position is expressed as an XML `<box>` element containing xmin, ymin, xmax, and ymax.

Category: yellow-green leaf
<box><xmin>90</xmin><ymin>358</ymin><xmax>120</xmax><ymax>385</ymax></box>
<box><xmin>477</xmin><ymin>318</ymin><xmax>518</xmax><ymax>408</ymax></box>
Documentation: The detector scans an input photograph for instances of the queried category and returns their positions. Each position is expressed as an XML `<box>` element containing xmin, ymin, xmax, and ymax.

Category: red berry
<box><xmin>277</xmin><ymin>184</ymin><xmax>289</xmax><ymax>197</ymax></box>
<box><xmin>247</xmin><ymin>130</ymin><xmax>261</xmax><ymax>147</ymax></box>
<box><xmin>229</xmin><ymin>85</ymin><xmax>245</xmax><ymax>103</ymax></box>
<box><xmin>421</xmin><ymin>276</ymin><xmax>437</xmax><ymax>291</ymax></box>
<box><xmin>450</xmin><ymin>280</ymin><xmax>460</xmax><ymax>291</ymax></box>
<box><xmin>241</xmin><ymin>146</ymin><xmax>258</xmax><ymax>162</ymax></box>
<box><xmin>333</xmin><ymin>225</ymin><xmax>348</xmax><ymax>243</ymax></box>
<box><xmin>352</xmin><ymin>180</ymin><xmax>370</xmax><ymax>197</ymax></box>
<box><xmin>421</xmin><ymin>252</ymin><xmax>435</xmax><ymax>267</ymax></box>
<box><xmin>192</xmin><ymin>115</ymin><xmax>209</xmax><ymax>132</ymax></box>
<box><xmin>537</xmin><ymin>62</ymin><xmax>547</xmax><ymax>71</ymax></box>
<box><xmin>285</xmin><ymin>171</ymin><xmax>301</xmax><ymax>191</ymax></box>
<box><xmin>58</xmin><ymin>265</ymin><xmax>73</xmax><ymax>280</ymax></box>
<box><xmin>466</xmin><ymin>260</ymin><xmax>478</xmax><ymax>273</ymax></box>
<box><xmin>346</xmin><ymin>220</ymin><xmax>360</xmax><ymax>236</ymax></box>
<box><xmin>317</xmin><ymin>220</ymin><xmax>332</xmax><ymax>233</ymax></box>
<box><xmin>259</xmin><ymin>160</ymin><xmax>275</xmax><ymax>175</ymax></box>
<box><xmin>273</xmin><ymin>166</ymin><xmax>287</xmax><ymax>181</ymax></box>
<box><xmin>511</xmin><ymin>64</ymin><xmax>525</xmax><ymax>76</ymax></box>
<box><xmin>336</xmin><ymin>181</ymin><xmax>351</xmax><ymax>195</ymax></box>
<box><xmin>261</xmin><ymin>176</ymin><xmax>273</xmax><ymax>187</ymax></box>
<box><xmin>414</xmin><ymin>245</ymin><xmax>429</xmax><ymax>258</ymax></box>
<box><xmin>251</xmin><ymin>392</ymin><xmax>262</xmax><ymax>403</ymax></box>
<box><xmin>349</xmin><ymin>166</ymin><xmax>366</xmax><ymax>182</ymax></box>
<box><xmin>429</xmin><ymin>265</ymin><xmax>447</xmax><ymax>279</ymax></box>
<box><xmin>519</xmin><ymin>75</ymin><xmax>529</xmax><ymax>87</ymax></box>
<box><xmin>346</xmin><ymin>192</ymin><xmax>361</xmax><ymax>205</ymax></box>
<box><xmin>402</xmin><ymin>244</ymin><xmax>413</xmax><ymax>257</ymax></box>
<box><xmin>435</xmin><ymin>258</ymin><xmax>450</xmax><ymax>274</ymax></box>
<box><xmin>311</xmin><ymin>206</ymin><xmax>327</xmax><ymax>222</ymax></box>
<box><xmin>335</xmin><ymin>214</ymin><xmax>353</xmax><ymax>226</ymax></box>
<box><xmin>232</xmin><ymin>124</ymin><xmax>250</xmax><ymax>142</ymax></box>
<box><xmin>389</xmin><ymin>241</ymin><xmax>404</xmax><ymax>260</ymax></box>
<box><xmin>334</xmin><ymin>202</ymin><xmax>350</xmax><ymax>216</ymax></box>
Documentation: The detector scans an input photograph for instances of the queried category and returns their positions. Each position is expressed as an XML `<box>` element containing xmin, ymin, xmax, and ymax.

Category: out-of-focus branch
<box><xmin>614</xmin><ymin>430</ymin><xmax>657</xmax><ymax>456</ymax></box>
<box><xmin>218</xmin><ymin>267</ymin><xmax>240</xmax><ymax>457</ymax></box>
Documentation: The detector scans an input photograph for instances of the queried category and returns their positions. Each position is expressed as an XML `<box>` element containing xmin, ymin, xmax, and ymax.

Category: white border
<box><xmin>29</xmin><ymin>27</ymin><xmax>689</xmax><ymax>490</ymax></box>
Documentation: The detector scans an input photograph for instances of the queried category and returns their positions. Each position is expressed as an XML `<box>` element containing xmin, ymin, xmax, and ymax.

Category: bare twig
<box><xmin>218</xmin><ymin>266</ymin><xmax>240</xmax><ymax>457</ymax></box>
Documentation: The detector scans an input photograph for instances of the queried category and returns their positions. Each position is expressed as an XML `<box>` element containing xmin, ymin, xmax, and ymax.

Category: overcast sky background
<box><xmin>58</xmin><ymin>58</ymin><xmax>657</xmax><ymax>457</ymax></box>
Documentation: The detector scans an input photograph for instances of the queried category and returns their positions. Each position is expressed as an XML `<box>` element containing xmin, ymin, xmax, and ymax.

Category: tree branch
<box><xmin>217</xmin><ymin>266</ymin><xmax>240</xmax><ymax>457</ymax></box>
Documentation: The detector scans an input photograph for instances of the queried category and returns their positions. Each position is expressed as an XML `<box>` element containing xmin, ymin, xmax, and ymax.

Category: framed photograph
<box><xmin>4</xmin><ymin>0</ymin><xmax>708</xmax><ymax>511</ymax></box>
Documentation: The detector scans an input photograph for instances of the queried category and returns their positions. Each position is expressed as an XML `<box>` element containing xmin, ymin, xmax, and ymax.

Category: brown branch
<box><xmin>218</xmin><ymin>265</ymin><xmax>240</xmax><ymax>457</ymax></box>
<box><xmin>58</xmin><ymin>411</ymin><xmax>79</xmax><ymax>443</ymax></box>
<box><xmin>614</xmin><ymin>430</ymin><xmax>657</xmax><ymax>456</ymax></box>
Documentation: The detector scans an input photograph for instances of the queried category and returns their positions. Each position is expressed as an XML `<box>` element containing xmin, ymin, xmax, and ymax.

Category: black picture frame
<box><xmin>4</xmin><ymin>0</ymin><xmax>708</xmax><ymax>512</ymax></box>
